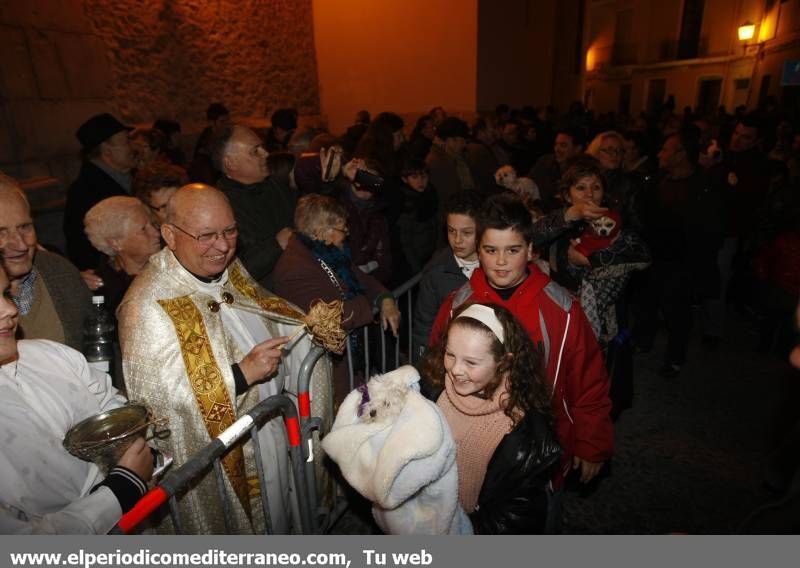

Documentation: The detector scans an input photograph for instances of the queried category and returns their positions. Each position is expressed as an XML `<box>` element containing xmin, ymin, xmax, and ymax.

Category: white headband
<box><xmin>455</xmin><ymin>304</ymin><xmax>505</xmax><ymax>344</ymax></box>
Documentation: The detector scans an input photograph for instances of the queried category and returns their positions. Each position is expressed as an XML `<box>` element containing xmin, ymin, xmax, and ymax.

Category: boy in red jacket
<box><xmin>430</xmin><ymin>194</ymin><xmax>613</xmax><ymax>492</ymax></box>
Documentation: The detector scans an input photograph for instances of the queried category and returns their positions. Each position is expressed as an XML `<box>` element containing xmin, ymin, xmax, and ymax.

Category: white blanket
<box><xmin>322</xmin><ymin>366</ymin><xmax>472</xmax><ymax>535</ymax></box>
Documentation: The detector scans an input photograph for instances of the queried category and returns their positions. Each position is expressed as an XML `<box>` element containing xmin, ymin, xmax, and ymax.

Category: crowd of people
<box><xmin>0</xmin><ymin>93</ymin><xmax>798</xmax><ymax>534</ymax></box>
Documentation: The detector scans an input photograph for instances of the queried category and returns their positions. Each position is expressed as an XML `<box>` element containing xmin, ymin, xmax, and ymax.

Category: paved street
<box><xmin>563</xmin><ymin>310</ymin><xmax>796</xmax><ymax>534</ymax></box>
<box><xmin>330</xmin><ymin>309</ymin><xmax>797</xmax><ymax>535</ymax></box>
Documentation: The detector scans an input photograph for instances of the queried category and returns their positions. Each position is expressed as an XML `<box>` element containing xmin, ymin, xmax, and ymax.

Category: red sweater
<box><xmin>430</xmin><ymin>264</ymin><xmax>614</xmax><ymax>487</ymax></box>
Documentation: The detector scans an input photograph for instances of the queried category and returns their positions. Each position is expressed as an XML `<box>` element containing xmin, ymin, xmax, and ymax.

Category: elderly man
<box><xmin>65</xmin><ymin>113</ymin><xmax>136</xmax><ymax>270</ymax></box>
<box><xmin>118</xmin><ymin>184</ymin><xmax>331</xmax><ymax>534</ymax></box>
<box><xmin>0</xmin><ymin>173</ymin><xmax>91</xmax><ymax>350</ymax></box>
<box><xmin>214</xmin><ymin>125</ymin><xmax>296</xmax><ymax>288</ymax></box>
<box><xmin>0</xmin><ymin>262</ymin><xmax>153</xmax><ymax>534</ymax></box>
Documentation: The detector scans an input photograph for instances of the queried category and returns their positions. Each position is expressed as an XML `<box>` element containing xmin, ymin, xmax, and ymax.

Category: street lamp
<box><xmin>738</xmin><ymin>21</ymin><xmax>755</xmax><ymax>42</ymax></box>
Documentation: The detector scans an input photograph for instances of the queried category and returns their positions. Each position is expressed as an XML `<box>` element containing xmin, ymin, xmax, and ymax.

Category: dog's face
<box><xmin>357</xmin><ymin>378</ymin><xmax>409</xmax><ymax>424</ymax></box>
<box><xmin>494</xmin><ymin>165</ymin><xmax>518</xmax><ymax>189</ymax></box>
<box><xmin>590</xmin><ymin>215</ymin><xmax>617</xmax><ymax>237</ymax></box>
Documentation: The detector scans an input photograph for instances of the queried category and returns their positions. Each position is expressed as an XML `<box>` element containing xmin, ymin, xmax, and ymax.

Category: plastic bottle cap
<box><xmin>92</xmin><ymin>295</ymin><xmax>105</xmax><ymax>305</ymax></box>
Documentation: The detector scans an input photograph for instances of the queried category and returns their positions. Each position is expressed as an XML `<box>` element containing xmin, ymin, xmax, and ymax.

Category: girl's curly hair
<box><xmin>420</xmin><ymin>302</ymin><xmax>552</xmax><ymax>425</ymax></box>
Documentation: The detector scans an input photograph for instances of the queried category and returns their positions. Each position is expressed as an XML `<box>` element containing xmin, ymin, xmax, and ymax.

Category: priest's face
<box><xmin>163</xmin><ymin>188</ymin><xmax>238</xmax><ymax>278</ymax></box>
<box><xmin>0</xmin><ymin>266</ymin><xmax>19</xmax><ymax>363</ymax></box>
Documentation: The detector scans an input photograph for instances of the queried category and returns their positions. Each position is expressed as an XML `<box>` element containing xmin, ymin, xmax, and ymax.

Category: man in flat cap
<box><xmin>64</xmin><ymin>113</ymin><xmax>135</xmax><ymax>270</ymax></box>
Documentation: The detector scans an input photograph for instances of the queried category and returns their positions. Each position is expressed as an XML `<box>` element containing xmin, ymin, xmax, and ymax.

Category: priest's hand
<box><xmin>239</xmin><ymin>336</ymin><xmax>290</xmax><ymax>386</ymax></box>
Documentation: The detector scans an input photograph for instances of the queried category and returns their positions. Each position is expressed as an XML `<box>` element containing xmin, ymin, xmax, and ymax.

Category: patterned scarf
<box><xmin>296</xmin><ymin>233</ymin><xmax>364</xmax><ymax>300</ymax></box>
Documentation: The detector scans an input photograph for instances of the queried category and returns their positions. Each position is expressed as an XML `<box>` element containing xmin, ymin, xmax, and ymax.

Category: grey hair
<box><xmin>210</xmin><ymin>125</ymin><xmax>237</xmax><ymax>173</ymax></box>
<box><xmin>295</xmin><ymin>194</ymin><xmax>347</xmax><ymax>237</ymax></box>
<box><xmin>84</xmin><ymin>196</ymin><xmax>149</xmax><ymax>257</ymax></box>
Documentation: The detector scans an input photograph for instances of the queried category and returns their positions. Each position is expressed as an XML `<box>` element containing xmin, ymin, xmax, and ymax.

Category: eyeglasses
<box><xmin>329</xmin><ymin>226</ymin><xmax>349</xmax><ymax>236</ymax></box>
<box><xmin>600</xmin><ymin>147</ymin><xmax>624</xmax><ymax>157</ymax></box>
<box><xmin>169</xmin><ymin>223</ymin><xmax>239</xmax><ymax>246</ymax></box>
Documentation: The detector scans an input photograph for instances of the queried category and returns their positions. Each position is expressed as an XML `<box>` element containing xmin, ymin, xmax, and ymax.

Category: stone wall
<box><xmin>0</xmin><ymin>0</ymin><xmax>320</xmax><ymax>187</ymax></box>
<box><xmin>83</xmin><ymin>0</ymin><xmax>320</xmax><ymax>124</ymax></box>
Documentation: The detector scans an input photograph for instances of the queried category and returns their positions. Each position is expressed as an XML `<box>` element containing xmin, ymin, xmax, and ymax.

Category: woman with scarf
<box><xmin>272</xmin><ymin>193</ymin><xmax>401</xmax><ymax>403</ymax></box>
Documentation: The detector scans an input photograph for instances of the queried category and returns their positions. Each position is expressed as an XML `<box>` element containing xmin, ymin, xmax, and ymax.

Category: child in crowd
<box><xmin>420</xmin><ymin>302</ymin><xmax>560</xmax><ymax>534</ymax></box>
<box><xmin>412</xmin><ymin>191</ymin><xmax>483</xmax><ymax>361</ymax></box>
<box><xmin>429</xmin><ymin>193</ymin><xmax>613</xmax><ymax>529</ymax></box>
<box><xmin>389</xmin><ymin>158</ymin><xmax>439</xmax><ymax>284</ymax></box>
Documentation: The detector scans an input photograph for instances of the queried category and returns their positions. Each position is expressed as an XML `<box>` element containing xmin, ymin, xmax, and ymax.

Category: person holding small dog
<box><xmin>532</xmin><ymin>156</ymin><xmax>650</xmax><ymax>328</ymax></box>
<box><xmin>421</xmin><ymin>302</ymin><xmax>560</xmax><ymax>534</ymax></box>
<box><xmin>532</xmin><ymin>155</ymin><xmax>650</xmax><ymax>419</ymax></box>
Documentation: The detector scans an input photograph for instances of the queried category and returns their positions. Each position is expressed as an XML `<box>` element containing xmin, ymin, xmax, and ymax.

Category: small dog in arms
<box><xmin>322</xmin><ymin>366</ymin><xmax>472</xmax><ymax>534</ymax></box>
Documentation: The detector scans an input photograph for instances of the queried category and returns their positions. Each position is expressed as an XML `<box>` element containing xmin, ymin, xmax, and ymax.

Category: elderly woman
<box><xmin>586</xmin><ymin>130</ymin><xmax>644</xmax><ymax>231</ymax></box>
<box><xmin>83</xmin><ymin>196</ymin><xmax>162</xmax><ymax>315</ymax></box>
<box><xmin>272</xmin><ymin>193</ymin><xmax>401</xmax><ymax>402</ymax></box>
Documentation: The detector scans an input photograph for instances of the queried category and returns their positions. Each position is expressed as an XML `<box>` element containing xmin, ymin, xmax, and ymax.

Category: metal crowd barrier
<box><xmin>346</xmin><ymin>273</ymin><xmax>423</xmax><ymax>390</ymax></box>
<box><xmin>114</xmin><ymin>272</ymin><xmax>425</xmax><ymax>535</ymax></box>
<box><xmin>114</xmin><ymin>394</ymin><xmax>311</xmax><ymax>535</ymax></box>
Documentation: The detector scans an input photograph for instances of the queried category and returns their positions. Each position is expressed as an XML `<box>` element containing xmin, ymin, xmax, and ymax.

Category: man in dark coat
<box><xmin>635</xmin><ymin>129</ymin><xmax>724</xmax><ymax>377</ymax></box>
<box><xmin>528</xmin><ymin>127</ymin><xmax>586</xmax><ymax>213</ymax></box>
<box><xmin>64</xmin><ymin>113</ymin><xmax>135</xmax><ymax>270</ymax></box>
<box><xmin>425</xmin><ymin>117</ymin><xmax>476</xmax><ymax>238</ymax></box>
<box><xmin>215</xmin><ymin>125</ymin><xmax>296</xmax><ymax>289</ymax></box>
<box><xmin>188</xmin><ymin>103</ymin><xmax>230</xmax><ymax>184</ymax></box>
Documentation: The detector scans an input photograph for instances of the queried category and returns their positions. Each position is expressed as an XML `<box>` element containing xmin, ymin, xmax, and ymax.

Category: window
<box><xmin>677</xmin><ymin>0</ymin><xmax>705</xmax><ymax>59</ymax></box>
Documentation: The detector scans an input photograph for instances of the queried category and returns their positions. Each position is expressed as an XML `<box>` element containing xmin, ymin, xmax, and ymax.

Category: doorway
<box><xmin>697</xmin><ymin>78</ymin><xmax>722</xmax><ymax>117</ymax></box>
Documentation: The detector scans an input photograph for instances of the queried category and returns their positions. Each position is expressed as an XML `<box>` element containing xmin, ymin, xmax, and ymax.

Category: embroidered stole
<box><xmin>157</xmin><ymin>296</ymin><xmax>252</xmax><ymax>517</ymax></box>
<box><xmin>229</xmin><ymin>264</ymin><xmax>305</xmax><ymax>320</ymax></box>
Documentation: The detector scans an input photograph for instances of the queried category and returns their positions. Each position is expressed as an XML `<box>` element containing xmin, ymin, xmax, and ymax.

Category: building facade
<box><xmin>582</xmin><ymin>0</ymin><xmax>800</xmax><ymax>116</ymax></box>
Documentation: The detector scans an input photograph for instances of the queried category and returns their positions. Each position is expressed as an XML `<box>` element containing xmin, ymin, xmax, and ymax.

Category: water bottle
<box><xmin>83</xmin><ymin>295</ymin><xmax>115</xmax><ymax>375</ymax></box>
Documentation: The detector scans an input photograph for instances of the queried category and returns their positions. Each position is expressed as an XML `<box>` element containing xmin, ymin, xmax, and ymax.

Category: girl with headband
<box><xmin>420</xmin><ymin>302</ymin><xmax>560</xmax><ymax>534</ymax></box>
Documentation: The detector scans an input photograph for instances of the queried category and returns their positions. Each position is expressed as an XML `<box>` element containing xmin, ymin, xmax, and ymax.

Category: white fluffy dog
<box><xmin>322</xmin><ymin>366</ymin><xmax>472</xmax><ymax>535</ymax></box>
<box><xmin>494</xmin><ymin>165</ymin><xmax>541</xmax><ymax>203</ymax></box>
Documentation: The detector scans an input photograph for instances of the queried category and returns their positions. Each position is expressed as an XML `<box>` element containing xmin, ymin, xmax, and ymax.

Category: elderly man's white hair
<box><xmin>84</xmin><ymin>196</ymin><xmax>149</xmax><ymax>257</ymax></box>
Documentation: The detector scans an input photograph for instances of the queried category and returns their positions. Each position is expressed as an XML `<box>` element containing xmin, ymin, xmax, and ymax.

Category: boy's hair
<box><xmin>400</xmin><ymin>157</ymin><xmax>428</xmax><ymax>177</ymax></box>
<box><xmin>444</xmin><ymin>191</ymin><xmax>483</xmax><ymax>219</ymax></box>
<box><xmin>476</xmin><ymin>193</ymin><xmax>533</xmax><ymax>245</ymax></box>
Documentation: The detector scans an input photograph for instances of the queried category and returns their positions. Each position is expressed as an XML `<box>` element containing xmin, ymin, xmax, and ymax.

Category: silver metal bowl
<box><xmin>63</xmin><ymin>404</ymin><xmax>152</xmax><ymax>470</ymax></box>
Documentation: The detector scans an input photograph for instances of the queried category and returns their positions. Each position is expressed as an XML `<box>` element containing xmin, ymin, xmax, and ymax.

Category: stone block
<box><xmin>27</xmin><ymin>29</ymin><xmax>70</xmax><ymax>99</ymax></box>
<box><xmin>0</xmin><ymin>107</ymin><xmax>15</xmax><ymax>165</ymax></box>
<box><xmin>0</xmin><ymin>0</ymin><xmax>92</xmax><ymax>33</ymax></box>
<box><xmin>3</xmin><ymin>99</ymin><xmax>112</xmax><ymax>161</ymax></box>
<box><xmin>58</xmin><ymin>33</ymin><xmax>113</xmax><ymax>98</ymax></box>
<box><xmin>0</xmin><ymin>24</ymin><xmax>37</xmax><ymax>98</ymax></box>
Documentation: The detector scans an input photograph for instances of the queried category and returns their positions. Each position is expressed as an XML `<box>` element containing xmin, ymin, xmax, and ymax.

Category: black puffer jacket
<box><xmin>470</xmin><ymin>410</ymin><xmax>561</xmax><ymax>534</ymax></box>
